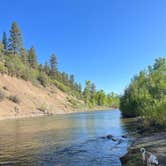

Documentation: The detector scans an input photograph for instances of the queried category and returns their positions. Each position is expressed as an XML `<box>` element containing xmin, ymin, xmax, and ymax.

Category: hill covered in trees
<box><xmin>0</xmin><ymin>21</ymin><xmax>119</xmax><ymax>118</ymax></box>
<box><xmin>120</xmin><ymin>58</ymin><xmax>166</xmax><ymax>128</ymax></box>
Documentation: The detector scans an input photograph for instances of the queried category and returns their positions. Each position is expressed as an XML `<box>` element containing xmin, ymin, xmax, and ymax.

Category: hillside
<box><xmin>0</xmin><ymin>21</ymin><xmax>119</xmax><ymax>119</ymax></box>
<box><xmin>0</xmin><ymin>74</ymin><xmax>85</xmax><ymax>120</ymax></box>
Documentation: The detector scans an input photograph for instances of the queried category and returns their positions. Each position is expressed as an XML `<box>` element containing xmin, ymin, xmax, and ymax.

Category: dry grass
<box><xmin>0</xmin><ymin>74</ymin><xmax>78</xmax><ymax>119</ymax></box>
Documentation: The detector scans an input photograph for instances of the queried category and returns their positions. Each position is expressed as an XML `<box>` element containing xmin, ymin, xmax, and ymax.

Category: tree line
<box><xmin>120</xmin><ymin>58</ymin><xmax>166</xmax><ymax>128</ymax></box>
<box><xmin>0</xmin><ymin>21</ymin><xmax>119</xmax><ymax>108</ymax></box>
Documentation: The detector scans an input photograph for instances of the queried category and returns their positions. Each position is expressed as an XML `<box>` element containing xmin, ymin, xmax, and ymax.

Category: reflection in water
<box><xmin>0</xmin><ymin>110</ymin><xmax>136</xmax><ymax>166</ymax></box>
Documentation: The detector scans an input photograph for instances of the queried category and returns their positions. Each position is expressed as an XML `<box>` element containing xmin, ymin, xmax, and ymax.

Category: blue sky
<box><xmin>0</xmin><ymin>0</ymin><xmax>166</xmax><ymax>94</ymax></box>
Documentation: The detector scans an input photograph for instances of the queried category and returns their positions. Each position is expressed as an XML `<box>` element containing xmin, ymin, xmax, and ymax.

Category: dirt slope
<box><xmin>0</xmin><ymin>74</ymin><xmax>81</xmax><ymax>120</ymax></box>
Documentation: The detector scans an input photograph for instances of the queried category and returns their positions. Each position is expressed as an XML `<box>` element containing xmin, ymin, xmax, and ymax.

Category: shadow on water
<box><xmin>0</xmin><ymin>110</ymin><xmax>137</xmax><ymax>166</ymax></box>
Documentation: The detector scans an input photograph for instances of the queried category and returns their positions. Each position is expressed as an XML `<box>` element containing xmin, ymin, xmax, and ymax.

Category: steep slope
<box><xmin>0</xmin><ymin>74</ymin><xmax>83</xmax><ymax>120</ymax></box>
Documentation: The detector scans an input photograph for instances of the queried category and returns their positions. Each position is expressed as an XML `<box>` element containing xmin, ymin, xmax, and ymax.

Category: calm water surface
<box><xmin>0</xmin><ymin>110</ymin><xmax>136</xmax><ymax>166</ymax></box>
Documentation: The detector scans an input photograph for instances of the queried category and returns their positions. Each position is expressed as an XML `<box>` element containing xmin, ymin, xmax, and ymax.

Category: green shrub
<box><xmin>8</xmin><ymin>95</ymin><xmax>20</xmax><ymax>104</ymax></box>
<box><xmin>0</xmin><ymin>62</ymin><xmax>8</xmax><ymax>74</ymax></box>
<box><xmin>0</xmin><ymin>89</ymin><xmax>6</xmax><ymax>102</ymax></box>
<box><xmin>52</xmin><ymin>79</ymin><xmax>71</xmax><ymax>92</ymax></box>
<box><xmin>38</xmin><ymin>103</ymin><xmax>48</xmax><ymax>113</ymax></box>
<box><xmin>38</xmin><ymin>72</ymin><xmax>49</xmax><ymax>87</ymax></box>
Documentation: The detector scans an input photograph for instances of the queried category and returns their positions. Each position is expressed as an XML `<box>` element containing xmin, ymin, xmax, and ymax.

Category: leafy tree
<box><xmin>120</xmin><ymin>57</ymin><xmax>166</xmax><ymax>127</ymax></box>
<box><xmin>8</xmin><ymin>22</ymin><xmax>23</xmax><ymax>54</ymax></box>
<box><xmin>83</xmin><ymin>80</ymin><xmax>91</xmax><ymax>105</ymax></box>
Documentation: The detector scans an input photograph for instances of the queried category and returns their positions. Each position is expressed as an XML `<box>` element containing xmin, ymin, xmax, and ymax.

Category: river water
<box><xmin>0</xmin><ymin>110</ymin><xmax>136</xmax><ymax>166</ymax></box>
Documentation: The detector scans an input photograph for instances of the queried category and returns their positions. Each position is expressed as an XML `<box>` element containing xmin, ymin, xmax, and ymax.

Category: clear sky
<box><xmin>0</xmin><ymin>0</ymin><xmax>166</xmax><ymax>94</ymax></box>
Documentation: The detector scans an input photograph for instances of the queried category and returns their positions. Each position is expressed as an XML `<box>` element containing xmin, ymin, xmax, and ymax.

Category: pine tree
<box><xmin>50</xmin><ymin>54</ymin><xmax>57</xmax><ymax>77</ymax></box>
<box><xmin>2</xmin><ymin>32</ymin><xmax>7</xmax><ymax>53</ymax></box>
<box><xmin>8</xmin><ymin>22</ymin><xmax>23</xmax><ymax>55</ymax></box>
<box><xmin>0</xmin><ymin>42</ymin><xmax>4</xmax><ymax>58</ymax></box>
<box><xmin>44</xmin><ymin>61</ymin><xmax>50</xmax><ymax>75</ymax></box>
<box><xmin>28</xmin><ymin>46</ymin><xmax>37</xmax><ymax>68</ymax></box>
<box><xmin>20</xmin><ymin>48</ymin><xmax>28</xmax><ymax>64</ymax></box>
<box><xmin>78</xmin><ymin>83</ymin><xmax>82</xmax><ymax>93</ymax></box>
<box><xmin>69</xmin><ymin>74</ymin><xmax>75</xmax><ymax>88</ymax></box>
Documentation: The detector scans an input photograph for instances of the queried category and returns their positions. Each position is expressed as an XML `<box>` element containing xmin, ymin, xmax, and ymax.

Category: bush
<box><xmin>8</xmin><ymin>95</ymin><xmax>20</xmax><ymax>104</ymax></box>
<box><xmin>0</xmin><ymin>89</ymin><xmax>6</xmax><ymax>102</ymax></box>
<box><xmin>38</xmin><ymin>103</ymin><xmax>48</xmax><ymax>113</ymax></box>
<box><xmin>38</xmin><ymin>72</ymin><xmax>49</xmax><ymax>87</ymax></box>
<box><xmin>0</xmin><ymin>62</ymin><xmax>8</xmax><ymax>74</ymax></box>
<box><xmin>52</xmin><ymin>79</ymin><xmax>71</xmax><ymax>92</ymax></box>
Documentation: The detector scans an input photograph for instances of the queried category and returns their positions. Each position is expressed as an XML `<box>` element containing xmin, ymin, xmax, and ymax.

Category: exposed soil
<box><xmin>0</xmin><ymin>74</ymin><xmax>83</xmax><ymax>120</ymax></box>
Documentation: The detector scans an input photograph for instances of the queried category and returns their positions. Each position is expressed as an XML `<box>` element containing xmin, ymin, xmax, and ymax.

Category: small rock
<box><xmin>106</xmin><ymin>134</ymin><xmax>114</xmax><ymax>139</ymax></box>
<box><xmin>122</xmin><ymin>135</ymin><xmax>128</xmax><ymax>138</ymax></box>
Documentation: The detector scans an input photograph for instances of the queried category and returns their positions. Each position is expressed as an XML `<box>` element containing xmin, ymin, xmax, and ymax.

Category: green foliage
<box><xmin>2</xmin><ymin>32</ymin><xmax>7</xmax><ymax>53</ymax></box>
<box><xmin>8</xmin><ymin>95</ymin><xmax>20</xmax><ymax>104</ymax></box>
<box><xmin>120</xmin><ymin>57</ymin><xmax>166</xmax><ymax>127</ymax></box>
<box><xmin>0</xmin><ymin>89</ymin><xmax>6</xmax><ymax>102</ymax></box>
<box><xmin>38</xmin><ymin>72</ymin><xmax>49</xmax><ymax>87</ymax></box>
<box><xmin>0</xmin><ymin>21</ymin><xmax>119</xmax><ymax>110</ymax></box>
<box><xmin>50</xmin><ymin>54</ymin><xmax>57</xmax><ymax>77</ymax></box>
<box><xmin>38</xmin><ymin>103</ymin><xmax>48</xmax><ymax>113</ymax></box>
<box><xmin>52</xmin><ymin>79</ymin><xmax>71</xmax><ymax>92</ymax></box>
<box><xmin>67</xmin><ymin>97</ymin><xmax>81</xmax><ymax>108</ymax></box>
<box><xmin>0</xmin><ymin>42</ymin><xmax>4</xmax><ymax>57</ymax></box>
<box><xmin>28</xmin><ymin>46</ymin><xmax>37</xmax><ymax>68</ymax></box>
<box><xmin>0</xmin><ymin>62</ymin><xmax>8</xmax><ymax>74</ymax></box>
<box><xmin>8</xmin><ymin>21</ymin><xmax>23</xmax><ymax>54</ymax></box>
<box><xmin>4</xmin><ymin>55</ymin><xmax>25</xmax><ymax>77</ymax></box>
<box><xmin>83</xmin><ymin>80</ymin><xmax>119</xmax><ymax>108</ymax></box>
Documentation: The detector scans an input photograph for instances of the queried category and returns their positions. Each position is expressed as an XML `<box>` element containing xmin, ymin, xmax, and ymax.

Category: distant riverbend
<box><xmin>0</xmin><ymin>110</ymin><xmax>136</xmax><ymax>166</ymax></box>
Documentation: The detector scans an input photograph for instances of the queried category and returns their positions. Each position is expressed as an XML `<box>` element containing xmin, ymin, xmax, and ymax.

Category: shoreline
<box><xmin>0</xmin><ymin>107</ymin><xmax>116</xmax><ymax>121</ymax></box>
<box><xmin>120</xmin><ymin>131</ymin><xmax>166</xmax><ymax>166</ymax></box>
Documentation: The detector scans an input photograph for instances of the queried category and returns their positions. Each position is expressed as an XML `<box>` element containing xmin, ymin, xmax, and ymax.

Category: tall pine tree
<box><xmin>2</xmin><ymin>32</ymin><xmax>7</xmax><ymax>53</ymax></box>
<box><xmin>20</xmin><ymin>48</ymin><xmax>28</xmax><ymax>64</ymax></box>
<box><xmin>8</xmin><ymin>22</ymin><xmax>23</xmax><ymax>55</ymax></box>
<box><xmin>50</xmin><ymin>54</ymin><xmax>57</xmax><ymax>77</ymax></box>
<box><xmin>28</xmin><ymin>46</ymin><xmax>37</xmax><ymax>68</ymax></box>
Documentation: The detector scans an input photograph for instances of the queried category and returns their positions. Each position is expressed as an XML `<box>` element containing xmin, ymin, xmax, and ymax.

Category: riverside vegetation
<box><xmin>0</xmin><ymin>21</ymin><xmax>119</xmax><ymax>118</ymax></box>
<box><xmin>120</xmin><ymin>58</ymin><xmax>166</xmax><ymax>166</ymax></box>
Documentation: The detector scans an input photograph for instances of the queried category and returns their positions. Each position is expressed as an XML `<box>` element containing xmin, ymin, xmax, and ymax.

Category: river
<box><xmin>0</xmin><ymin>110</ymin><xmax>136</xmax><ymax>166</ymax></box>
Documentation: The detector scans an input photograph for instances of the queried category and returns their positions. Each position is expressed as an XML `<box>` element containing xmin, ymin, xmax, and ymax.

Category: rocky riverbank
<box><xmin>120</xmin><ymin>131</ymin><xmax>166</xmax><ymax>166</ymax></box>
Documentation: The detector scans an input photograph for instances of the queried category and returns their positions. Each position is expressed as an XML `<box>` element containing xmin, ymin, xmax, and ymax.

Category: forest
<box><xmin>0</xmin><ymin>21</ymin><xmax>119</xmax><ymax>109</ymax></box>
<box><xmin>120</xmin><ymin>57</ymin><xmax>166</xmax><ymax>128</ymax></box>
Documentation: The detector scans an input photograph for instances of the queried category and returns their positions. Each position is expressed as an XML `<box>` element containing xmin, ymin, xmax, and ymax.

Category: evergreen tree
<box><xmin>0</xmin><ymin>42</ymin><xmax>4</xmax><ymax>58</ymax></box>
<box><xmin>8</xmin><ymin>22</ymin><xmax>23</xmax><ymax>54</ymax></box>
<box><xmin>2</xmin><ymin>32</ymin><xmax>7</xmax><ymax>53</ymax></box>
<box><xmin>50</xmin><ymin>54</ymin><xmax>57</xmax><ymax>77</ymax></box>
<box><xmin>44</xmin><ymin>61</ymin><xmax>50</xmax><ymax>75</ymax></box>
<box><xmin>69</xmin><ymin>74</ymin><xmax>75</xmax><ymax>88</ymax></box>
<box><xmin>90</xmin><ymin>83</ymin><xmax>96</xmax><ymax>96</ymax></box>
<box><xmin>78</xmin><ymin>83</ymin><xmax>82</xmax><ymax>93</ymax></box>
<box><xmin>28</xmin><ymin>46</ymin><xmax>37</xmax><ymax>68</ymax></box>
<box><xmin>20</xmin><ymin>48</ymin><xmax>28</xmax><ymax>64</ymax></box>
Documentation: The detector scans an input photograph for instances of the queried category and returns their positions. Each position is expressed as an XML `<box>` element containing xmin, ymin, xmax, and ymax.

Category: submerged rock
<box><xmin>106</xmin><ymin>134</ymin><xmax>114</xmax><ymax>139</ymax></box>
<box><xmin>122</xmin><ymin>135</ymin><xmax>128</xmax><ymax>139</ymax></box>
